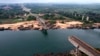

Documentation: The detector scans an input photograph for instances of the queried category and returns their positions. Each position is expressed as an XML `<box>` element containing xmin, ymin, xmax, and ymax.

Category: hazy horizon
<box><xmin>0</xmin><ymin>0</ymin><xmax>100</xmax><ymax>4</ymax></box>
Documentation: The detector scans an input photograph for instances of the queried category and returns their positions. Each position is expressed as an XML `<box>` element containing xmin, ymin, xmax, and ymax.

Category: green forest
<box><xmin>0</xmin><ymin>3</ymin><xmax>100</xmax><ymax>23</ymax></box>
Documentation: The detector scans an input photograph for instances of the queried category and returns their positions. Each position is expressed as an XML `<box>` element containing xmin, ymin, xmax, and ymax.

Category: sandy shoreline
<box><xmin>0</xmin><ymin>20</ymin><xmax>99</xmax><ymax>31</ymax></box>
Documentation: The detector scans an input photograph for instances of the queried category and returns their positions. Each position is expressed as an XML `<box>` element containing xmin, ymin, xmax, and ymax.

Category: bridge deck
<box><xmin>68</xmin><ymin>36</ymin><xmax>100</xmax><ymax>56</ymax></box>
<box><xmin>21</xmin><ymin>5</ymin><xmax>47</xmax><ymax>30</ymax></box>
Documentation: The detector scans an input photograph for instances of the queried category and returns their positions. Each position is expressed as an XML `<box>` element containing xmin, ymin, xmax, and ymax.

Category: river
<box><xmin>0</xmin><ymin>29</ymin><xmax>100</xmax><ymax>56</ymax></box>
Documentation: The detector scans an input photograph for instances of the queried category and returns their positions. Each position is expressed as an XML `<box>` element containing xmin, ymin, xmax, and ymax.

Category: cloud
<box><xmin>0</xmin><ymin>0</ymin><xmax>100</xmax><ymax>4</ymax></box>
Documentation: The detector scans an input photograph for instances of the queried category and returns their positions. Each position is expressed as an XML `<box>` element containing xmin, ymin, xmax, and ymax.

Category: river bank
<box><xmin>0</xmin><ymin>20</ymin><xmax>99</xmax><ymax>31</ymax></box>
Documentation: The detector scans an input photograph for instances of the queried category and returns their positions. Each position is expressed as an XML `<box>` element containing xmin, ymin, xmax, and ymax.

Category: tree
<box><xmin>27</xmin><ymin>16</ymin><xmax>36</xmax><ymax>21</ymax></box>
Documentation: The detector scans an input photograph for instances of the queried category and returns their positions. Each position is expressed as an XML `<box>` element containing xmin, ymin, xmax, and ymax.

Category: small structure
<box><xmin>82</xmin><ymin>15</ymin><xmax>85</xmax><ymax>21</ymax></box>
<box><xmin>3</xmin><ymin>5</ymin><xmax>12</xmax><ymax>10</ymax></box>
<box><xmin>86</xmin><ymin>16</ymin><xmax>89</xmax><ymax>21</ymax></box>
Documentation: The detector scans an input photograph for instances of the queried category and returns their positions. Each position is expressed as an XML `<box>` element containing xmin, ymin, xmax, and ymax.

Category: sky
<box><xmin>0</xmin><ymin>0</ymin><xmax>100</xmax><ymax>4</ymax></box>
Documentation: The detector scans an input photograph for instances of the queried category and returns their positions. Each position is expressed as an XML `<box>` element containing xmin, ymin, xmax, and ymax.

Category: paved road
<box><xmin>21</xmin><ymin>5</ymin><xmax>47</xmax><ymax>29</ymax></box>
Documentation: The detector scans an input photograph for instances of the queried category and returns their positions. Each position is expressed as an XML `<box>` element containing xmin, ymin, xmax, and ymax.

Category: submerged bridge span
<box><xmin>68</xmin><ymin>36</ymin><xmax>100</xmax><ymax>56</ymax></box>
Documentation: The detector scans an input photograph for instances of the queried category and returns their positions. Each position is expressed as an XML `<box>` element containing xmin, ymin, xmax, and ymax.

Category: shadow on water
<box><xmin>41</xmin><ymin>29</ymin><xmax>48</xmax><ymax>35</ymax></box>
